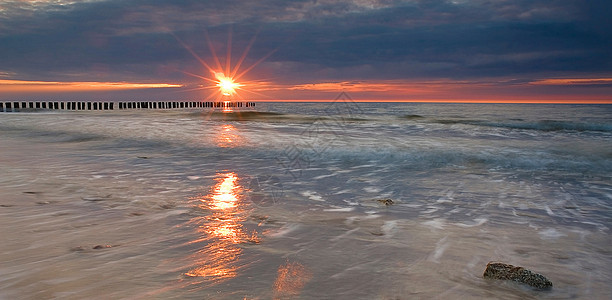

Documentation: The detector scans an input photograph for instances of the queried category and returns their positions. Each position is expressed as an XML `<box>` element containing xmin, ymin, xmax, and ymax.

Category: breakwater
<box><xmin>0</xmin><ymin>101</ymin><xmax>255</xmax><ymax>112</ymax></box>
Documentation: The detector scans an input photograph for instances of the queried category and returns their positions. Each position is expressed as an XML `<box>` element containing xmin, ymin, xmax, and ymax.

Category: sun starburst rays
<box><xmin>174</xmin><ymin>28</ymin><xmax>273</xmax><ymax>103</ymax></box>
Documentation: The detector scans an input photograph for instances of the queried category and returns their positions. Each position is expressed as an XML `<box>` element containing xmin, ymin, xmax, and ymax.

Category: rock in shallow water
<box><xmin>483</xmin><ymin>262</ymin><xmax>553</xmax><ymax>289</ymax></box>
<box><xmin>376</xmin><ymin>198</ymin><xmax>394</xmax><ymax>206</ymax></box>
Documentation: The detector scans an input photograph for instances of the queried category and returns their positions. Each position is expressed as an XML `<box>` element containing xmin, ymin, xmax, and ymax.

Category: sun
<box><xmin>174</xmin><ymin>29</ymin><xmax>276</xmax><ymax>103</ymax></box>
<box><xmin>215</xmin><ymin>72</ymin><xmax>242</xmax><ymax>96</ymax></box>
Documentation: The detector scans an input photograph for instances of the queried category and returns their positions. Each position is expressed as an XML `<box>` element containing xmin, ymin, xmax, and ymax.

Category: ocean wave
<box><xmin>478</xmin><ymin>120</ymin><xmax>612</xmax><ymax>132</ymax></box>
<box><xmin>0</xmin><ymin>124</ymin><xmax>108</xmax><ymax>144</ymax></box>
<box><xmin>190</xmin><ymin>110</ymin><xmax>370</xmax><ymax>123</ymax></box>
<box><xmin>401</xmin><ymin>115</ymin><xmax>612</xmax><ymax>132</ymax></box>
<box><xmin>303</xmin><ymin>145</ymin><xmax>612</xmax><ymax>175</ymax></box>
<box><xmin>399</xmin><ymin>114</ymin><xmax>425</xmax><ymax>120</ymax></box>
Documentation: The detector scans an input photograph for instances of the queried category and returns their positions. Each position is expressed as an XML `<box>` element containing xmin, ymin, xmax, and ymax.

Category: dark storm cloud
<box><xmin>0</xmin><ymin>0</ymin><xmax>610</xmax><ymax>84</ymax></box>
<box><xmin>259</xmin><ymin>0</ymin><xmax>611</xmax><ymax>80</ymax></box>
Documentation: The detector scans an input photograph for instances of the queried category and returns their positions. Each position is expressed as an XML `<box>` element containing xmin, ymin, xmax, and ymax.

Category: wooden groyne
<box><xmin>0</xmin><ymin>101</ymin><xmax>255</xmax><ymax>112</ymax></box>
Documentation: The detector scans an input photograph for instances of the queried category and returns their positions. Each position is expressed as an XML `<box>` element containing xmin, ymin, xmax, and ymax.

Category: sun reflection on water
<box><xmin>209</xmin><ymin>172</ymin><xmax>239</xmax><ymax>210</ymax></box>
<box><xmin>185</xmin><ymin>172</ymin><xmax>259</xmax><ymax>281</ymax></box>
<box><xmin>214</xmin><ymin>124</ymin><xmax>245</xmax><ymax>148</ymax></box>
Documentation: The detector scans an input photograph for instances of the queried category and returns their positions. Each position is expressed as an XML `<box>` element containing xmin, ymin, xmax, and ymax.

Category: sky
<box><xmin>0</xmin><ymin>0</ymin><xmax>611</xmax><ymax>103</ymax></box>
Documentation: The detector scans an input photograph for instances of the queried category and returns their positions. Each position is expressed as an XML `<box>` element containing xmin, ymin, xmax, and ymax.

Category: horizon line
<box><xmin>1</xmin><ymin>99</ymin><xmax>611</xmax><ymax>104</ymax></box>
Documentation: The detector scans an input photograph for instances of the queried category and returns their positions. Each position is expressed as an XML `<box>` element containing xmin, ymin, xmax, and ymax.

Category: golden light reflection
<box><xmin>214</xmin><ymin>124</ymin><xmax>245</xmax><ymax>148</ymax></box>
<box><xmin>209</xmin><ymin>173</ymin><xmax>239</xmax><ymax>210</ymax></box>
<box><xmin>185</xmin><ymin>172</ymin><xmax>259</xmax><ymax>281</ymax></box>
<box><xmin>222</xmin><ymin>100</ymin><xmax>233</xmax><ymax>113</ymax></box>
<box><xmin>273</xmin><ymin>261</ymin><xmax>313</xmax><ymax>300</ymax></box>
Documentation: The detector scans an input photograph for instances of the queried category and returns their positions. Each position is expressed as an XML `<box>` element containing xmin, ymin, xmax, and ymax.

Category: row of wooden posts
<box><xmin>0</xmin><ymin>101</ymin><xmax>256</xmax><ymax>112</ymax></box>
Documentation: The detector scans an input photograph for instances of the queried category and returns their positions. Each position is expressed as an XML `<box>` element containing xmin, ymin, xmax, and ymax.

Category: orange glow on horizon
<box><xmin>251</xmin><ymin>98</ymin><xmax>612</xmax><ymax>104</ymax></box>
<box><xmin>1</xmin><ymin>75</ymin><xmax>609</xmax><ymax>104</ymax></box>
<box><xmin>0</xmin><ymin>79</ymin><xmax>182</xmax><ymax>92</ymax></box>
<box><xmin>267</xmin><ymin>78</ymin><xmax>612</xmax><ymax>104</ymax></box>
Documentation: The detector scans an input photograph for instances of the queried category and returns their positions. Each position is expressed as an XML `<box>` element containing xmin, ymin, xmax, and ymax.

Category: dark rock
<box><xmin>93</xmin><ymin>244</ymin><xmax>113</xmax><ymax>250</ymax></box>
<box><xmin>376</xmin><ymin>199</ymin><xmax>394</xmax><ymax>206</ymax></box>
<box><xmin>159</xmin><ymin>203</ymin><xmax>175</xmax><ymax>209</ymax></box>
<box><xmin>483</xmin><ymin>262</ymin><xmax>553</xmax><ymax>289</ymax></box>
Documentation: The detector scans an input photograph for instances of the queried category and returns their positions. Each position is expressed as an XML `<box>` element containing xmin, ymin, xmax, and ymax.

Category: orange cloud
<box><xmin>0</xmin><ymin>79</ymin><xmax>183</xmax><ymax>92</ymax></box>
<box><xmin>285</xmin><ymin>80</ymin><xmax>498</xmax><ymax>95</ymax></box>
<box><xmin>529</xmin><ymin>78</ymin><xmax>612</xmax><ymax>85</ymax></box>
<box><xmin>275</xmin><ymin>79</ymin><xmax>611</xmax><ymax>103</ymax></box>
<box><xmin>288</xmin><ymin>80</ymin><xmax>443</xmax><ymax>93</ymax></box>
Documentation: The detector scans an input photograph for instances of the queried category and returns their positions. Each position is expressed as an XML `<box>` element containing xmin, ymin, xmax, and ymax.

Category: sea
<box><xmin>0</xmin><ymin>101</ymin><xmax>610</xmax><ymax>299</ymax></box>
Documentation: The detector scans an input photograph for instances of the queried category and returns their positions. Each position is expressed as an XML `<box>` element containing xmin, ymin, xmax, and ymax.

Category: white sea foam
<box><xmin>453</xmin><ymin>218</ymin><xmax>488</xmax><ymax>228</ymax></box>
<box><xmin>323</xmin><ymin>207</ymin><xmax>355</xmax><ymax>212</ymax></box>
<box><xmin>544</xmin><ymin>205</ymin><xmax>555</xmax><ymax>216</ymax></box>
<box><xmin>428</xmin><ymin>236</ymin><xmax>450</xmax><ymax>263</ymax></box>
<box><xmin>313</xmin><ymin>174</ymin><xmax>336</xmax><ymax>180</ymax></box>
<box><xmin>269</xmin><ymin>223</ymin><xmax>301</xmax><ymax>238</ymax></box>
<box><xmin>330</xmin><ymin>227</ymin><xmax>360</xmax><ymax>241</ymax></box>
<box><xmin>538</xmin><ymin>228</ymin><xmax>567</xmax><ymax>239</ymax></box>
<box><xmin>381</xmin><ymin>220</ymin><xmax>399</xmax><ymax>236</ymax></box>
<box><xmin>363</xmin><ymin>186</ymin><xmax>381</xmax><ymax>193</ymax></box>
<box><xmin>300</xmin><ymin>191</ymin><xmax>325</xmax><ymax>202</ymax></box>
<box><xmin>423</xmin><ymin>218</ymin><xmax>446</xmax><ymax>230</ymax></box>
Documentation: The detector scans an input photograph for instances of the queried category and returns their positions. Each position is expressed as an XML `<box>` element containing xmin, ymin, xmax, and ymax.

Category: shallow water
<box><xmin>0</xmin><ymin>102</ymin><xmax>610</xmax><ymax>299</ymax></box>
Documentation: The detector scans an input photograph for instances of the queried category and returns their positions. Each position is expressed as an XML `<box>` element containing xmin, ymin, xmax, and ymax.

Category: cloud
<box><xmin>0</xmin><ymin>0</ymin><xmax>610</xmax><ymax>101</ymax></box>
<box><xmin>0</xmin><ymin>79</ymin><xmax>182</xmax><ymax>92</ymax></box>
<box><xmin>529</xmin><ymin>78</ymin><xmax>612</xmax><ymax>86</ymax></box>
